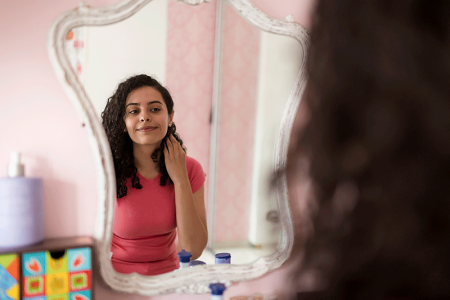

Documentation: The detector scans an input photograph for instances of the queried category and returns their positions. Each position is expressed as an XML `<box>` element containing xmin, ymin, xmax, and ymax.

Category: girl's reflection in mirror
<box><xmin>102</xmin><ymin>74</ymin><xmax>207</xmax><ymax>276</ymax></box>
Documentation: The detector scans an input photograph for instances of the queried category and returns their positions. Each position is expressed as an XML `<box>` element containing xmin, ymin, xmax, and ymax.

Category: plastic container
<box><xmin>215</xmin><ymin>252</ymin><xmax>231</xmax><ymax>264</ymax></box>
<box><xmin>0</xmin><ymin>152</ymin><xmax>44</xmax><ymax>249</ymax></box>
<box><xmin>209</xmin><ymin>283</ymin><xmax>226</xmax><ymax>300</ymax></box>
<box><xmin>178</xmin><ymin>249</ymin><xmax>192</xmax><ymax>268</ymax></box>
<box><xmin>190</xmin><ymin>260</ymin><xmax>206</xmax><ymax>267</ymax></box>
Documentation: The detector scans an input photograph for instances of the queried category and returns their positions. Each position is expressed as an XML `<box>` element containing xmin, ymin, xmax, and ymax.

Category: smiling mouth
<box><xmin>138</xmin><ymin>126</ymin><xmax>157</xmax><ymax>132</ymax></box>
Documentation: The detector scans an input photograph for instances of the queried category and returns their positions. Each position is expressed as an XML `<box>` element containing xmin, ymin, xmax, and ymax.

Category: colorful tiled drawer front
<box><xmin>22</xmin><ymin>247</ymin><xmax>92</xmax><ymax>299</ymax></box>
<box><xmin>19</xmin><ymin>291</ymin><xmax>91</xmax><ymax>300</ymax></box>
<box><xmin>0</xmin><ymin>253</ymin><xmax>20</xmax><ymax>300</ymax></box>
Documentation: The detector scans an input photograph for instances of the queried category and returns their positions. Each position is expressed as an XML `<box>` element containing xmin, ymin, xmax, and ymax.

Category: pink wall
<box><xmin>214</xmin><ymin>3</ymin><xmax>260</xmax><ymax>243</ymax></box>
<box><xmin>165</xmin><ymin>0</ymin><xmax>216</xmax><ymax>174</ymax></box>
<box><xmin>0</xmin><ymin>0</ymin><xmax>315</xmax><ymax>298</ymax></box>
<box><xmin>165</xmin><ymin>0</ymin><xmax>216</xmax><ymax>231</ymax></box>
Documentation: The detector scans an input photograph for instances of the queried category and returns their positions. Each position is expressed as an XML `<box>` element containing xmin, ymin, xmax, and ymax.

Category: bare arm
<box><xmin>173</xmin><ymin>183</ymin><xmax>207</xmax><ymax>260</ymax></box>
<box><xmin>165</xmin><ymin>135</ymin><xmax>208</xmax><ymax>260</ymax></box>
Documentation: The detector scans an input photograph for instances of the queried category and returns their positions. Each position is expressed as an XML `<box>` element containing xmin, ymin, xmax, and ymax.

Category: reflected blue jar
<box><xmin>190</xmin><ymin>260</ymin><xmax>206</xmax><ymax>267</ymax></box>
<box><xmin>215</xmin><ymin>252</ymin><xmax>231</xmax><ymax>264</ymax></box>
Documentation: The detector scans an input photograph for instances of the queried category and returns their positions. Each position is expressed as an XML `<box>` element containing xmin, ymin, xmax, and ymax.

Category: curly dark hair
<box><xmin>101</xmin><ymin>74</ymin><xmax>186</xmax><ymax>198</ymax></box>
<box><xmin>284</xmin><ymin>0</ymin><xmax>450</xmax><ymax>299</ymax></box>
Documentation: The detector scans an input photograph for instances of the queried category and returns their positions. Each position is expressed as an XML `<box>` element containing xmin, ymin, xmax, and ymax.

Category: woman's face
<box><xmin>123</xmin><ymin>86</ymin><xmax>174</xmax><ymax>148</ymax></box>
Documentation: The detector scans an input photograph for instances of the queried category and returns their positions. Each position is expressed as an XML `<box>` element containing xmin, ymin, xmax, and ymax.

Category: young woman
<box><xmin>102</xmin><ymin>74</ymin><xmax>208</xmax><ymax>276</ymax></box>
<box><xmin>283</xmin><ymin>0</ymin><xmax>450</xmax><ymax>299</ymax></box>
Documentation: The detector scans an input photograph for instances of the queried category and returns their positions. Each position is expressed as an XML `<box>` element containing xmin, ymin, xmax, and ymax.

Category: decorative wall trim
<box><xmin>47</xmin><ymin>0</ymin><xmax>309</xmax><ymax>296</ymax></box>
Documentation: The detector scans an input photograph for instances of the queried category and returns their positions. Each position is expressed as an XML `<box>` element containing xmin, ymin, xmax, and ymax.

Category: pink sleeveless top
<box><xmin>111</xmin><ymin>156</ymin><xmax>205</xmax><ymax>275</ymax></box>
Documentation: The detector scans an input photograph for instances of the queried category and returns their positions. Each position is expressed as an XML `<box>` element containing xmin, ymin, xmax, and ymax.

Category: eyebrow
<box><xmin>125</xmin><ymin>101</ymin><xmax>163</xmax><ymax>108</ymax></box>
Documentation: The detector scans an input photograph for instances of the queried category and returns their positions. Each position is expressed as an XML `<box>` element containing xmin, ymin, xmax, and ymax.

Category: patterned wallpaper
<box><xmin>166</xmin><ymin>1</ymin><xmax>260</xmax><ymax>245</ymax></box>
<box><xmin>165</xmin><ymin>0</ymin><xmax>216</xmax><ymax>219</ymax></box>
<box><xmin>214</xmin><ymin>3</ymin><xmax>260</xmax><ymax>244</ymax></box>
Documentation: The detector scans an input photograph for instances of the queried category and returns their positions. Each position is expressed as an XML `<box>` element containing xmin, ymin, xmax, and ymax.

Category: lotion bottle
<box><xmin>178</xmin><ymin>249</ymin><xmax>192</xmax><ymax>268</ymax></box>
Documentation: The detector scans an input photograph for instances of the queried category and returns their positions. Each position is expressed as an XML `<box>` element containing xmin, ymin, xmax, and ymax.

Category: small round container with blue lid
<box><xmin>215</xmin><ymin>252</ymin><xmax>231</xmax><ymax>264</ymax></box>
<box><xmin>209</xmin><ymin>283</ymin><xmax>226</xmax><ymax>299</ymax></box>
<box><xmin>190</xmin><ymin>260</ymin><xmax>206</xmax><ymax>267</ymax></box>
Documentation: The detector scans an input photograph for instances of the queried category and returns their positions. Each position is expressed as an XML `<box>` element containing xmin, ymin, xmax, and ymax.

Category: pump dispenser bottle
<box><xmin>8</xmin><ymin>152</ymin><xmax>24</xmax><ymax>177</ymax></box>
<box><xmin>0</xmin><ymin>151</ymin><xmax>45</xmax><ymax>249</ymax></box>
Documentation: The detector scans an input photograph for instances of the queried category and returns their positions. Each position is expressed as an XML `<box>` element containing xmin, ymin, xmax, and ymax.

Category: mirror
<box><xmin>49</xmin><ymin>0</ymin><xmax>308</xmax><ymax>295</ymax></box>
<box><xmin>66</xmin><ymin>0</ymin><xmax>302</xmax><ymax>266</ymax></box>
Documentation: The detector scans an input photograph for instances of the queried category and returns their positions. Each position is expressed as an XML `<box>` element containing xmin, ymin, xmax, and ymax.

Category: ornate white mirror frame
<box><xmin>48</xmin><ymin>0</ymin><xmax>309</xmax><ymax>295</ymax></box>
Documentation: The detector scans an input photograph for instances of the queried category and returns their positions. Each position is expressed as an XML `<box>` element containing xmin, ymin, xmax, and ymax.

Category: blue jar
<box><xmin>190</xmin><ymin>260</ymin><xmax>206</xmax><ymax>267</ymax></box>
<box><xmin>209</xmin><ymin>283</ymin><xmax>226</xmax><ymax>300</ymax></box>
<box><xmin>215</xmin><ymin>252</ymin><xmax>231</xmax><ymax>264</ymax></box>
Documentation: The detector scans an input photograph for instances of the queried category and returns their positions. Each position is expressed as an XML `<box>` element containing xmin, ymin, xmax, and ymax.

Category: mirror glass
<box><xmin>65</xmin><ymin>0</ymin><xmax>301</xmax><ymax>273</ymax></box>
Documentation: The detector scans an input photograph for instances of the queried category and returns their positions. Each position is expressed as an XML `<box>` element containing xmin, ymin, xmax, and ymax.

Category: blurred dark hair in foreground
<box><xmin>283</xmin><ymin>0</ymin><xmax>450</xmax><ymax>299</ymax></box>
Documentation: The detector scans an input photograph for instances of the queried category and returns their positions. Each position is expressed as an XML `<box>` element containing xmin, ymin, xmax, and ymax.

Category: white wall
<box><xmin>249</xmin><ymin>32</ymin><xmax>302</xmax><ymax>245</ymax></box>
<box><xmin>84</xmin><ymin>0</ymin><xmax>168</xmax><ymax>117</ymax></box>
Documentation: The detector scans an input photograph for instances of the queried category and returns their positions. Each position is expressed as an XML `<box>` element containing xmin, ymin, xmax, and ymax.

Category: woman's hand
<box><xmin>165</xmin><ymin>134</ymin><xmax>208</xmax><ymax>259</ymax></box>
<box><xmin>164</xmin><ymin>135</ymin><xmax>188</xmax><ymax>184</ymax></box>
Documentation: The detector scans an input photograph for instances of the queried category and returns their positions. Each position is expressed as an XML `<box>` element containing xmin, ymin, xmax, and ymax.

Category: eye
<box><xmin>129</xmin><ymin>109</ymin><xmax>138</xmax><ymax>114</ymax></box>
<box><xmin>150</xmin><ymin>107</ymin><xmax>161</xmax><ymax>112</ymax></box>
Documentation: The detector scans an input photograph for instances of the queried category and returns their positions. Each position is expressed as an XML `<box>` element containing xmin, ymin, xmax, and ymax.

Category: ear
<box><xmin>169</xmin><ymin>110</ymin><xmax>174</xmax><ymax>125</ymax></box>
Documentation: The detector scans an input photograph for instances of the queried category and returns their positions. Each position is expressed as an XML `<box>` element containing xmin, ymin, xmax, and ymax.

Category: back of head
<box><xmin>289</xmin><ymin>1</ymin><xmax>450</xmax><ymax>299</ymax></box>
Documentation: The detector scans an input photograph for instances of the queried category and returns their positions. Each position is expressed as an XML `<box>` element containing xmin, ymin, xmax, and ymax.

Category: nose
<box><xmin>139</xmin><ymin>112</ymin><xmax>151</xmax><ymax>122</ymax></box>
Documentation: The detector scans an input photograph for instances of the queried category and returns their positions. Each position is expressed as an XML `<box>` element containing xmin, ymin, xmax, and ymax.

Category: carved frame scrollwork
<box><xmin>48</xmin><ymin>0</ymin><xmax>309</xmax><ymax>296</ymax></box>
